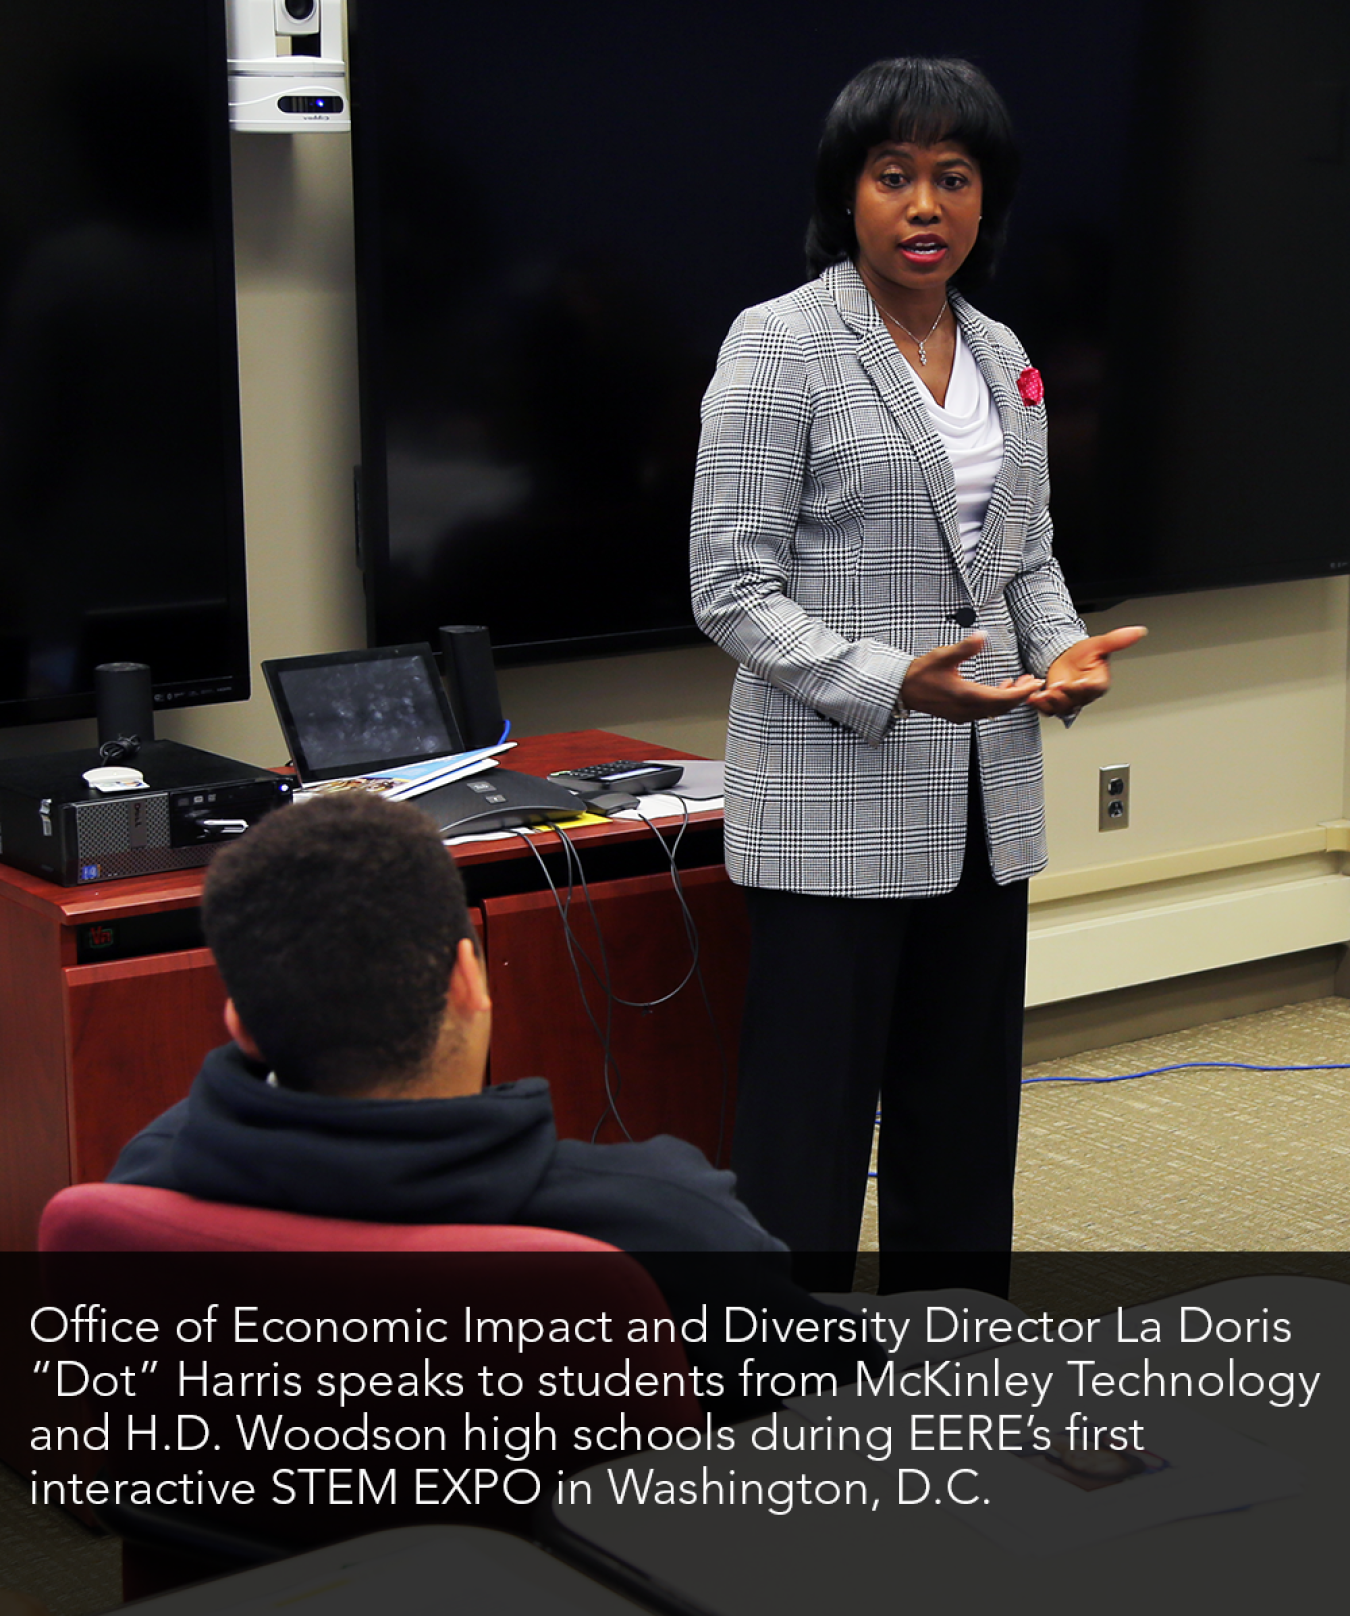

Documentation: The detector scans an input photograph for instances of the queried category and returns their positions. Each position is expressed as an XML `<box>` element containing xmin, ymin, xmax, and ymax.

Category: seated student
<box><xmin>109</xmin><ymin>790</ymin><xmax>785</xmax><ymax>1255</ymax></box>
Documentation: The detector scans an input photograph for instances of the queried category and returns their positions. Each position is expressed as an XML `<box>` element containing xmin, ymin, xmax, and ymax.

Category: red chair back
<box><xmin>40</xmin><ymin>1183</ymin><xmax>621</xmax><ymax>1254</ymax></box>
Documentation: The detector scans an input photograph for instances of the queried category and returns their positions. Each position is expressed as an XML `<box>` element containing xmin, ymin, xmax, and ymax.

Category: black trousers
<box><xmin>731</xmin><ymin>776</ymin><xmax>1028</xmax><ymax>1295</ymax></box>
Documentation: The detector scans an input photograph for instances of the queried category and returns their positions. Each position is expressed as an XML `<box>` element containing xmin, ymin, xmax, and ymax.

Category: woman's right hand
<box><xmin>899</xmin><ymin>633</ymin><xmax>1043</xmax><ymax>723</ymax></box>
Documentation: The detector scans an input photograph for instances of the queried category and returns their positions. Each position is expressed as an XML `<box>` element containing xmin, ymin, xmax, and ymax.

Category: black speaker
<box><xmin>95</xmin><ymin>662</ymin><xmax>155</xmax><ymax>753</ymax></box>
<box><xmin>439</xmin><ymin>625</ymin><xmax>505</xmax><ymax>750</ymax></box>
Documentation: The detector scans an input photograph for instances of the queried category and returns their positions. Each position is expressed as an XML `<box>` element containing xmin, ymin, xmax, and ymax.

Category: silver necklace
<box><xmin>874</xmin><ymin>298</ymin><xmax>949</xmax><ymax>365</ymax></box>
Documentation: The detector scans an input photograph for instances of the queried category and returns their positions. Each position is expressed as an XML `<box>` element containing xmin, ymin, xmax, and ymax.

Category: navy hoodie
<box><xmin>109</xmin><ymin>1043</ymin><xmax>787</xmax><ymax>1254</ymax></box>
<box><xmin>109</xmin><ymin>1047</ymin><xmax>890</xmax><ymax>1416</ymax></box>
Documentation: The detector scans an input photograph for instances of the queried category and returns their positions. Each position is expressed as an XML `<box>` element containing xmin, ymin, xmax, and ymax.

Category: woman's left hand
<box><xmin>1028</xmin><ymin>626</ymin><xmax>1148</xmax><ymax>717</ymax></box>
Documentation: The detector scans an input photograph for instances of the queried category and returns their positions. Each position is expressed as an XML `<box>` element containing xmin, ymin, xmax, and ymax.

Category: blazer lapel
<box><xmin>950</xmin><ymin>294</ymin><xmax>1033</xmax><ymax>586</ymax></box>
<box><xmin>824</xmin><ymin>262</ymin><xmax>971</xmax><ymax>586</ymax></box>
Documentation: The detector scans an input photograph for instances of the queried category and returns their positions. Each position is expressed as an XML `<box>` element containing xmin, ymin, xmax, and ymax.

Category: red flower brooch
<box><xmin>1017</xmin><ymin>367</ymin><xmax>1044</xmax><ymax>406</ymax></box>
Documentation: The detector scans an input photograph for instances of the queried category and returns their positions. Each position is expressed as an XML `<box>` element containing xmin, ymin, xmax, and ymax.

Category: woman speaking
<box><xmin>691</xmin><ymin>58</ymin><xmax>1143</xmax><ymax>1291</ymax></box>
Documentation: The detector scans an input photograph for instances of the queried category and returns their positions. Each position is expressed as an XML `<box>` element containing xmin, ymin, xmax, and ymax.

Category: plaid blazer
<box><xmin>690</xmin><ymin>259</ymin><xmax>1087</xmax><ymax>899</ymax></box>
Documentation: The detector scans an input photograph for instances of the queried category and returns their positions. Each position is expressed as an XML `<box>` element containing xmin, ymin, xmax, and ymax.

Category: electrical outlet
<box><xmin>1099</xmin><ymin>765</ymin><xmax>1130</xmax><ymax>831</ymax></box>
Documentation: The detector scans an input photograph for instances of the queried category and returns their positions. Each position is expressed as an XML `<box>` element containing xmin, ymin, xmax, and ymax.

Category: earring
<box><xmin>845</xmin><ymin>206</ymin><xmax>852</xmax><ymax>216</ymax></box>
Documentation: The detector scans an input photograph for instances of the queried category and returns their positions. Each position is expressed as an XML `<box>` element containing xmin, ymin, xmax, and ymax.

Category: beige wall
<box><xmin>5</xmin><ymin>127</ymin><xmax>1349</xmax><ymax>1020</ymax></box>
<box><xmin>1042</xmin><ymin>580</ymin><xmax>1349</xmax><ymax>867</ymax></box>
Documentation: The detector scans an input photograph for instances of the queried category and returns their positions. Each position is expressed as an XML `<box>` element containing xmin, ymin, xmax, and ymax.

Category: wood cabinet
<box><xmin>0</xmin><ymin>731</ymin><xmax>745</xmax><ymax>1249</ymax></box>
<box><xmin>0</xmin><ymin>867</ymin><xmax>228</xmax><ymax>1250</ymax></box>
<box><xmin>485</xmin><ymin>863</ymin><xmax>747</xmax><ymax>1161</ymax></box>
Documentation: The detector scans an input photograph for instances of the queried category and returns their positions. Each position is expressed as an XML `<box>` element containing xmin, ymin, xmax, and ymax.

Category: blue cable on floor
<box><xmin>868</xmin><ymin>1060</ymin><xmax>1350</xmax><ymax>1109</ymax></box>
<box><xmin>1022</xmin><ymin>1059</ymin><xmax>1350</xmax><ymax>1086</ymax></box>
<box><xmin>865</xmin><ymin>1060</ymin><xmax>1350</xmax><ymax>1177</ymax></box>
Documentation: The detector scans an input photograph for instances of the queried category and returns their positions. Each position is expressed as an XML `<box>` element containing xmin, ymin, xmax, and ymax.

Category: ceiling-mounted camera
<box><xmin>226</xmin><ymin>0</ymin><xmax>349</xmax><ymax>132</ymax></box>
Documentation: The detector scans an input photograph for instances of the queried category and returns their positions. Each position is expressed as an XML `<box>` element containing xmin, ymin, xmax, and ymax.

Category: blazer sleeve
<box><xmin>690</xmin><ymin>306</ymin><xmax>913</xmax><ymax>744</ymax></box>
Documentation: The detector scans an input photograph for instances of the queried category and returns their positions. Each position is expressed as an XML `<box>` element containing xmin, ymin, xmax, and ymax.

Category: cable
<box><xmin>870</xmin><ymin>1059</ymin><xmax>1350</xmax><ymax>1113</ymax></box>
<box><xmin>632</xmin><ymin>798</ymin><xmax>735</xmax><ymax>1166</ymax></box>
<box><xmin>865</xmin><ymin>1059</ymin><xmax>1350</xmax><ymax>1178</ymax></box>
<box><xmin>551</xmin><ymin>825</ymin><xmax>627</xmax><ymax>1142</ymax></box>
<box><xmin>607</xmin><ymin>800</ymin><xmax>700</xmax><ymax>1007</ymax></box>
<box><xmin>550</xmin><ymin>803</ymin><xmax>702</xmax><ymax>1010</ymax></box>
<box><xmin>505</xmin><ymin>799</ymin><xmax>734</xmax><ymax>1153</ymax></box>
<box><xmin>551</xmin><ymin>817</ymin><xmax>694</xmax><ymax>1141</ymax></box>
<box><xmin>1023</xmin><ymin>1059</ymin><xmax>1350</xmax><ymax>1086</ymax></box>
<box><xmin>508</xmin><ymin>826</ymin><xmax>633</xmax><ymax>1142</ymax></box>
<box><xmin>497</xmin><ymin>719</ymin><xmax>511</xmax><ymax>745</ymax></box>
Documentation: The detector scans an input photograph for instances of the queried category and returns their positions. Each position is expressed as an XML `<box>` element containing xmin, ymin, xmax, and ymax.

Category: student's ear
<box><xmin>447</xmin><ymin>935</ymin><xmax>492</xmax><ymax>1019</ymax></box>
<box><xmin>223</xmin><ymin>999</ymin><xmax>265</xmax><ymax>1062</ymax></box>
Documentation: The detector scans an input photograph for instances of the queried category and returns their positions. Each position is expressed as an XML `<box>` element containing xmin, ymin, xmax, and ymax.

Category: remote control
<box><xmin>546</xmin><ymin>761</ymin><xmax>684</xmax><ymax>797</ymax></box>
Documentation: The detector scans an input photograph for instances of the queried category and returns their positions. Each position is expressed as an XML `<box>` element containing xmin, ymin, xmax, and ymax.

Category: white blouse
<box><xmin>908</xmin><ymin>332</ymin><xmax>1004</xmax><ymax>566</ymax></box>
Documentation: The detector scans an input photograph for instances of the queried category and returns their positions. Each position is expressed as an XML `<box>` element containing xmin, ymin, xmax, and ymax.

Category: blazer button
<box><xmin>949</xmin><ymin>607</ymin><xmax>978</xmax><ymax>628</ymax></box>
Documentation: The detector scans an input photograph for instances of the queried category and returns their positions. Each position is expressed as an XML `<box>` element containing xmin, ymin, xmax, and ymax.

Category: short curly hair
<box><xmin>202</xmin><ymin>792</ymin><xmax>472</xmax><ymax>1094</ymax></box>
<box><xmin>805</xmin><ymin>56</ymin><xmax>1020</xmax><ymax>289</ymax></box>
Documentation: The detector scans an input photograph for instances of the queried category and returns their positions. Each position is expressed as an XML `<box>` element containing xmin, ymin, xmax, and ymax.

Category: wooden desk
<box><xmin>0</xmin><ymin>730</ymin><xmax>746</xmax><ymax>1250</ymax></box>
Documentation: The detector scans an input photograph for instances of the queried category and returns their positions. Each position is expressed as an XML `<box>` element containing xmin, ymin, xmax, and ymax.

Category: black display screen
<box><xmin>276</xmin><ymin>657</ymin><xmax>457</xmax><ymax>775</ymax></box>
<box><xmin>350</xmin><ymin>0</ymin><xmax>1349</xmax><ymax>653</ymax></box>
<box><xmin>263</xmin><ymin>645</ymin><xmax>466</xmax><ymax>782</ymax></box>
<box><xmin>0</xmin><ymin>2</ymin><xmax>247</xmax><ymax>726</ymax></box>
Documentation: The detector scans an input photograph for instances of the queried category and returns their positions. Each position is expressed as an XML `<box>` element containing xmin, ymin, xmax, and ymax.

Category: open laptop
<box><xmin>262</xmin><ymin>644</ymin><xmax>584</xmax><ymax>836</ymax></box>
<box><xmin>263</xmin><ymin>644</ymin><xmax>509</xmax><ymax>798</ymax></box>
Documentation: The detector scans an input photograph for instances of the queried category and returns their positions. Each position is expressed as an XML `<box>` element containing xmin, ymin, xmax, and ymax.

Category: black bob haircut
<box><xmin>806</xmin><ymin>57</ymin><xmax>1020</xmax><ymax>290</ymax></box>
<box><xmin>203</xmin><ymin>792</ymin><xmax>474</xmax><ymax>1095</ymax></box>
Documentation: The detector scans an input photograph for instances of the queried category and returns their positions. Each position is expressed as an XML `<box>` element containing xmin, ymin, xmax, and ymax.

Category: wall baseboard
<box><xmin>1022</xmin><ymin>945</ymin><xmax>1344</xmax><ymax>1065</ymax></box>
<box><xmin>1027</xmin><ymin>869</ymin><xmax>1350</xmax><ymax>1005</ymax></box>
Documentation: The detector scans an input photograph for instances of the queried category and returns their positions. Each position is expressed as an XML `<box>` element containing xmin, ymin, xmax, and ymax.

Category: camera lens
<box><xmin>285</xmin><ymin>0</ymin><xmax>316</xmax><ymax>20</ymax></box>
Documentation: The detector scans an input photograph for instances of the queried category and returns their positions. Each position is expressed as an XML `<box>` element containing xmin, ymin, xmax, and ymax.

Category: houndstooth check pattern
<box><xmin>690</xmin><ymin>259</ymin><xmax>1087</xmax><ymax>899</ymax></box>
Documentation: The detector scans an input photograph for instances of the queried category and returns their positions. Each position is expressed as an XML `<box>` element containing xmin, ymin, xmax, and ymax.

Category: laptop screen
<box><xmin>264</xmin><ymin>645</ymin><xmax>464</xmax><ymax>782</ymax></box>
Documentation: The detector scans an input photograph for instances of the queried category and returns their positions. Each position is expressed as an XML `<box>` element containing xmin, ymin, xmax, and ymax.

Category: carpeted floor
<box><xmin>858</xmin><ymin>994</ymin><xmax>1350</xmax><ymax>1256</ymax></box>
<box><xmin>1014</xmin><ymin>994</ymin><xmax>1350</xmax><ymax>1251</ymax></box>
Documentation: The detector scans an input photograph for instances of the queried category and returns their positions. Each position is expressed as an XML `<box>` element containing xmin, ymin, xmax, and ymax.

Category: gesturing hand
<box><xmin>899</xmin><ymin>633</ymin><xmax>1044</xmax><ymax>724</ymax></box>
<box><xmin>1028</xmin><ymin>625</ymin><xmax>1148</xmax><ymax>717</ymax></box>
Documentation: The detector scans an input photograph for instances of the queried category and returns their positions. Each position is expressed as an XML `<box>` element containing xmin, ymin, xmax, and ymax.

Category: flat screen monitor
<box><xmin>0</xmin><ymin>2</ymin><xmax>247</xmax><ymax>727</ymax></box>
<box><xmin>350</xmin><ymin>0</ymin><xmax>1349</xmax><ymax>660</ymax></box>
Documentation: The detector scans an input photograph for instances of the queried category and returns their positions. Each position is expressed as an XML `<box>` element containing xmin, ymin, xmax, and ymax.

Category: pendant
<box><xmin>917</xmin><ymin>342</ymin><xmax>928</xmax><ymax>366</ymax></box>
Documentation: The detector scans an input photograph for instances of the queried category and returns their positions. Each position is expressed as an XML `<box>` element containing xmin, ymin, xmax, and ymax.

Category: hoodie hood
<box><xmin>158</xmin><ymin>1043</ymin><xmax>559</xmax><ymax>1224</ymax></box>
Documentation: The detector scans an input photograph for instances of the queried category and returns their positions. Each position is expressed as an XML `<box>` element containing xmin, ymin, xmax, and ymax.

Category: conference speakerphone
<box><xmin>419</xmin><ymin>768</ymin><xmax>589</xmax><ymax>839</ymax></box>
<box><xmin>0</xmin><ymin>741</ymin><xmax>293</xmax><ymax>886</ymax></box>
